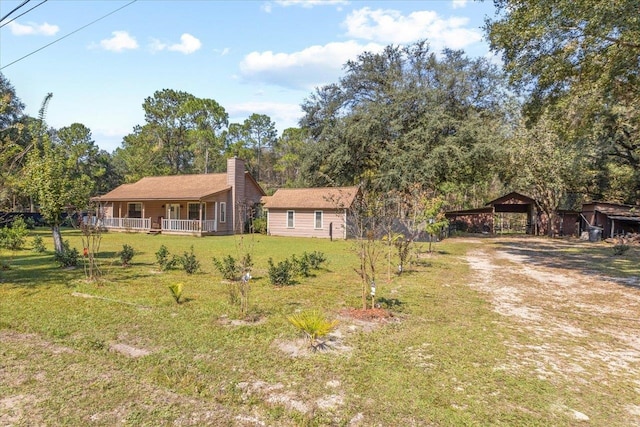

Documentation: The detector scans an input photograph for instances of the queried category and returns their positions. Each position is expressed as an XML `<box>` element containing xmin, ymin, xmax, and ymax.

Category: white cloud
<box><xmin>228</xmin><ymin>101</ymin><xmax>304</xmax><ymax>132</ymax></box>
<box><xmin>7</xmin><ymin>21</ymin><xmax>59</xmax><ymax>36</ymax></box>
<box><xmin>343</xmin><ymin>7</ymin><xmax>482</xmax><ymax>50</ymax></box>
<box><xmin>99</xmin><ymin>31</ymin><xmax>138</xmax><ymax>52</ymax></box>
<box><xmin>452</xmin><ymin>0</ymin><xmax>468</xmax><ymax>9</ymax></box>
<box><xmin>239</xmin><ymin>40</ymin><xmax>383</xmax><ymax>90</ymax></box>
<box><xmin>274</xmin><ymin>0</ymin><xmax>348</xmax><ymax>8</ymax></box>
<box><xmin>150</xmin><ymin>33</ymin><xmax>201</xmax><ymax>54</ymax></box>
<box><xmin>168</xmin><ymin>33</ymin><xmax>202</xmax><ymax>54</ymax></box>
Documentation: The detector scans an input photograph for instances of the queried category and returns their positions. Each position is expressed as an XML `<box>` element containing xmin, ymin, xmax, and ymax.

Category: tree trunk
<box><xmin>547</xmin><ymin>211</ymin><xmax>556</xmax><ymax>237</ymax></box>
<box><xmin>52</xmin><ymin>225</ymin><xmax>64</xmax><ymax>253</ymax></box>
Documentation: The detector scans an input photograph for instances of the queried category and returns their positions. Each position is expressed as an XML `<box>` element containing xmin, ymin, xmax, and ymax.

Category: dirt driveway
<box><xmin>463</xmin><ymin>237</ymin><xmax>640</xmax><ymax>423</ymax></box>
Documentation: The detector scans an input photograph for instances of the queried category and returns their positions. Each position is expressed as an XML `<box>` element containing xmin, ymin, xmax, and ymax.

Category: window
<box><xmin>314</xmin><ymin>211</ymin><xmax>323</xmax><ymax>229</ymax></box>
<box><xmin>287</xmin><ymin>210</ymin><xmax>294</xmax><ymax>228</ymax></box>
<box><xmin>188</xmin><ymin>203</ymin><xmax>200</xmax><ymax>220</ymax></box>
<box><xmin>219</xmin><ymin>202</ymin><xmax>226</xmax><ymax>223</ymax></box>
<box><xmin>127</xmin><ymin>203</ymin><xmax>142</xmax><ymax>218</ymax></box>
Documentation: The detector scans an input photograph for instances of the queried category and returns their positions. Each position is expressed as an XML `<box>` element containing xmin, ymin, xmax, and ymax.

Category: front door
<box><xmin>166</xmin><ymin>203</ymin><xmax>180</xmax><ymax>220</ymax></box>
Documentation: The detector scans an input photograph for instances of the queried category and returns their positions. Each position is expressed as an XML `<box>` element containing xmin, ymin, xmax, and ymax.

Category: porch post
<box><xmin>214</xmin><ymin>202</ymin><xmax>218</xmax><ymax>232</ymax></box>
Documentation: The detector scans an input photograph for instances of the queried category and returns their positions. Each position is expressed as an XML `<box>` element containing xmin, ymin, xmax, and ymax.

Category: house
<box><xmin>93</xmin><ymin>158</ymin><xmax>265</xmax><ymax>236</ymax></box>
<box><xmin>262</xmin><ymin>186</ymin><xmax>359</xmax><ymax>239</ymax></box>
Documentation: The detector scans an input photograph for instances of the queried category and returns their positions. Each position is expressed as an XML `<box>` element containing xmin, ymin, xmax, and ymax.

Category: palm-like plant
<box><xmin>287</xmin><ymin>310</ymin><xmax>338</xmax><ymax>349</ymax></box>
<box><xmin>168</xmin><ymin>283</ymin><xmax>184</xmax><ymax>304</ymax></box>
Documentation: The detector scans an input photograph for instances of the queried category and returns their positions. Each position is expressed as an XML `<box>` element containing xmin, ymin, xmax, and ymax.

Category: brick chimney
<box><xmin>227</xmin><ymin>157</ymin><xmax>246</xmax><ymax>232</ymax></box>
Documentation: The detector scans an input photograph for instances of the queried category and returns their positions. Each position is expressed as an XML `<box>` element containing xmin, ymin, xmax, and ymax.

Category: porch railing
<box><xmin>102</xmin><ymin>217</ymin><xmax>151</xmax><ymax>230</ymax></box>
<box><xmin>100</xmin><ymin>217</ymin><xmax>216</xmax><ymax>233</ymax></box>
<box><xmin>162</xmin><ymin>219</ymin><xmax>217</xmax><ymax>233</ymax></box>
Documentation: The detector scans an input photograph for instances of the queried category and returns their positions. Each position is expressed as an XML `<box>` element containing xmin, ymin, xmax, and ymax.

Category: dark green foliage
<box><xmin>213</xmin><ymin>253</ymin><xmax>253</xmax><ymax>281</ymax></box>
<box><xmin>304</xmin><ymin>251</ymin><xmax>327</xmax><ymax>270</ymax></box>
<box><xmin>155</xmin><ymin>245</ymin><xmax>178</xmax><ymax>271</ymax></box>
<box><xmin>31</xmin><ymin>235</ymin><xmax>46</xmax><ymax>253</ymax></box>
<box><xmin>180</xmin><ymin>245</ymin><xmax>200</xmax><ymax>274</ymax></box>
<box><xmin>267</xmin><ymin>257</ymin><xmax>295</xmax><ymax>286</ymax></box>
<box><xmin>268</xmin><ymin>252</ymin><xmax>327</xmax><ymax>286</ymax></box>
<box><xmin>54</xmin><ymin>240</ymin><xmax>79</xmax><ymax>267</ymax></box>
<box><xmin>213</xmin><ymin>255</ymin><xmax>240</xmax><ymax>281</ymax></box>
<box><xmin>0</xmin><ymin>217</ymin><xmax>28</xmax><ymax>250</ymax></box>
<box><xmin>299</xmin><ymin>41</ymin><xmax>510</xmax><ymax>196</ymax></box>
<box><xmin>291</xmin><ymin>254</ymin><xmax>310</xmax><ymax>278</ymax></box>
<box><xmin>118</xmin><ymin>244</ymin><xmax>135</xmax><ymax>266</ymax></box>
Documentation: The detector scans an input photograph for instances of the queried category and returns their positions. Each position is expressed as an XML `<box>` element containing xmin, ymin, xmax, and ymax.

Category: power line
<box><xmin>0</xmin><ymin>0</ymin><xmax>137</xmax><ymax>70</ymax></box>
<box><xmin>0</xmin><ymin>0</ymin><xmax>31</xmax><ymax>24</ymax></box>
<box><xmin>0</xmin><ymin>0</ymin><xmax>48</xmax><ymax>29</ymax></box>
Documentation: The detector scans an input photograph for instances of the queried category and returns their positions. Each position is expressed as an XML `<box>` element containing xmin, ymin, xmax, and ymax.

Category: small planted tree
<box><xmin>180</xmin><ymin>245</ymin><xmax>200</xmax><ymax>274</ymax></box>
<box><xmin>156</xmin><ymin>245</ymin><xmax>178</xmax><ymax>271</ymax></box>
<box><xmin>77</xmin><ymin>210</ymin><xmax>103</xmax><ymax>281</ymax></box>
<box><xmin>118</xmin><ymin>244</ymin><xmax>135</xmax><ymax>267</ymax></box>
<box><xmin>287</xmin><ymin>310</ymin><xmax>339</xmax><ymax>350</ymax></box>
<box><xmin>420</xmin><ymin>195</ymin><xmax>448</xmax><ymax>253</ymax></box>
<box><xmin>344</xmin><ymin>188</ymin><xmax>386</xmax><ymax>309</ymax></box>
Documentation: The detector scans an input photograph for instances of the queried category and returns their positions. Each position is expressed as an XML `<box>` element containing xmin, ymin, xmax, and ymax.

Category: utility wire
<box><xmin>0</xmin><ymin>0</ymin><xmax>30</xmax><ymax>24</ymax></box>
<box><xmin>0</xmin><ymin>0</ymin><xmax>137</xmax><ymax>70</ymax></box>
<box><xmin>0</xmin><ymin>0</ymin><xmax>48</xmax><ymax>29</ymax></box>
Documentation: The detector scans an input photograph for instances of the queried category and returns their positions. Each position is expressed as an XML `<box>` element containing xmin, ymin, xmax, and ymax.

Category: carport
<box><xmin>446</xmin><ymin>192</ymin><xmax>538</xmax><ymax>235</ymax></box>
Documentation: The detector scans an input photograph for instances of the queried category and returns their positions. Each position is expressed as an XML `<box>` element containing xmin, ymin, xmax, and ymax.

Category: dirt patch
<box><xmin>236</xmin><ymin>380</ymin><xmax>345</xmax><ymax>416</ymax></box>
<box><xmin>0</xmin><ymin>394</ymin><xmax>38</xmax><ymax>425</ymax></box>
<box><xmin>109</xmin><ymin>343</ymin><xmax>151</xmax><ymax>358</ymax></box>
<box><xmin>217</xmin><ymin>315</ymin><xmax>267</xmax><ymax>327</ymax></box>
<box><xmin>464</xmin><ymin>237</ymin><xmax>640</xmax><ymax>422</ymax></box>
<box><xmin>0</xmin><ymin>330</ymin><xmax>75</xmax><ymax>355</ymax></box>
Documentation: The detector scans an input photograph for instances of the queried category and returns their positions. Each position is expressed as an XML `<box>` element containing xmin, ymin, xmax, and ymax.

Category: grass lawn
<box><xmin>1</xmin><ymin>229</ymin><xmax>639</xmax><ymax>426</ymax></box>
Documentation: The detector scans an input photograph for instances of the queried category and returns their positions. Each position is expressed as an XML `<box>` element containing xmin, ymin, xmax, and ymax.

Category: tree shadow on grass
<box><xmin>376</xmin><ymin>296</ymin><xmax>404</xmax><ymax>311</ymax></box>
<box><xmin>494</xmin><ymin>238</ymin><xmax>640</xmax><ymax>284</ymax></box>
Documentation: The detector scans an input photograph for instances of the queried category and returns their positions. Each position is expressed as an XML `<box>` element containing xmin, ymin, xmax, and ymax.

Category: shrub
<box><xmin>156</xmin><ymin>245</ymin><xmax>178</xmax><ymax>271</ymax></box>
<box><xmin>118</xmin><ymin>244</ymin><xmax>135</xmax><ymax>266</ymax></box>
<box><xmin>305</xmin><ymin>251</ymin><xmax>327</xmax><ymax>270</ymax></box>
<box><xmin>252</xmin><ymin>217</ymin><xmax>267</xmax><ymax>234</ymax></box>
<box><xmin>213</xmin><ymin>255</ymin><xmax>240</xmax><ymax>281</ymax></box>
<box><xmin>613</xmin><ymin>243</ymin><xmax>630</xmax><ymax>256</ymax></box>
<box><xmin>180</xmin><ymin>246</ymin><xmax>200</xmax><ymax>274</ymax></box>
<box><xmin>32</xmin><ymin>235</ymin><xmax>46</xmax><ymax>253</ymax></box>
<box><xmin>267</xmin><ymin>257</ymin><xmax>295</xmax><ymax>286</ymax></box>
<box><xmin>287</xmin><ymin>310</ymin><xmax>339</xmax><ymax>349</ymax></box>
<box><xmin>168</xmin><ymin>283</ymin><xmax>184</xmax><ymax>304</ymax></box>
<box><xmin>0</xmin><ymin>216</ymin><xmax>29</xmax><ymax>250</ymax></box>
<box><xmin>54</xmin><ymin>240</ymin><xmax>79</xmax><ymax>267</ymax></box>
<box><xmin>291</xmin><ymin>254</ymin><xmax>311</xmax><ymax>278</ymax></box>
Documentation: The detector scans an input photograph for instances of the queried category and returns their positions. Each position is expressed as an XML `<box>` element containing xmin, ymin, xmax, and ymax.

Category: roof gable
<box><xmin>263</xmin><ymin>186</ymin><xmax>359</xmax><ymax>209</ymax></box>
<box><xmin>486</xmin><ymin>191</ymin><xmax>535</xmax><ymax>206</ymax></box>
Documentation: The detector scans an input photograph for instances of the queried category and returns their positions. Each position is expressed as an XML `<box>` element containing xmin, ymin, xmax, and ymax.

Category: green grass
<box><xmin>0</xmin><ymin>229</ymin><xmax>638</xmax><ymax>425</ymax></box>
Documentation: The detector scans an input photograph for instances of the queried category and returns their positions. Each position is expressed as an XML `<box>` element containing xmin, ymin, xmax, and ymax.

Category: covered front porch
<box><xmin>99</xmin><ymin>217</ymin><xmax>219</xmax><ymax>235</ymax></box>
<box><xmin>97</xmin><ymin>198</ymin><xmax>231</xmax><ymax>236</ymax></box>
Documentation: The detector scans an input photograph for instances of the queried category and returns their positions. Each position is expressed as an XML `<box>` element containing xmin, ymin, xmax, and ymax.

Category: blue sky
<box><xmin>0</xmin><ymin>0</ymin><xmax>496</xmax><ymax>153</ymax></box>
